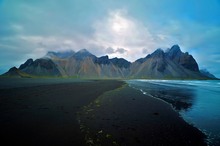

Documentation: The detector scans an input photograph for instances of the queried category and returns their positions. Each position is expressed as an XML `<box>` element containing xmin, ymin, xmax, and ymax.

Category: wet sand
<box><xmin>0</xmin><ymin>79</ymin><xmax>207</xmax><ymax>146</ymax></box>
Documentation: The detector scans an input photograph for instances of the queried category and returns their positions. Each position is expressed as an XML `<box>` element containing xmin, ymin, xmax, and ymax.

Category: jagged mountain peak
<box><xmin>9</xmin><ymin>66</ymin><xmax>19</xmax><ymax>72</ymax></box>
<box><xmin>100</xmin><ymin>55</ymin><xmax>109</xmax><ymax>59</ymax></box>
<box><xmin>153</xmin><ymin>48</ymin><xmax>164</xmax><ymax>53</ymax></box>
<box><xmin>73</xmin><ymin>49</ymin><xmax>96</xmax><ymax>60</ymax></box>
<box><xmin>135</xmin><ymin>54</ymin><xmax>151</xmax><ymax>64</ymax></box>
<box><xmin>166</xmin><ymin>44</ymin><xmax>182</xmax><ymax>59</ymax></box>
<box><xmin>2</xmin><ymin>44</ymin><xmax>215</xmax><ymax>79</ymax></box>
<box><xmin>165</xmin><ymin>45</ymin><xmax>199</xmax><ymax>72</ymax></box>
<box><xmin>151</xmin><ymin>48</ymin><xmax>165</xmax><ymax>57</ymax></box>
<box><xmin>170</xmin><ymin>44</ymin><xmax>181</xmax><ymax>52</ymax></box>
<box><xmin>110</xmin><ymin>57</ymin><xmax>131</xmax><ymax>68</ymax></box>
<box><xmin>77</xmin><ymin>49</ymin><xmax>90</xmax><ymax>53</ymax></box>
<box><xmin>76</xmin><ymin>48</ymin><xmax>92</xmax><ymax>54</ymax></box>
<box><xmin>75</xmin><ymin>49</ymin><xmax>92</xmax><ymax>55</ymax></box>
<box><xmin>98</xmin><ymin>55</ymin><xmax>110</xmax><ymax>61</ymax></box>
<box><xmin>95</xmin><ymin>56</ymin><xmax>131</xmax><ymax>68</ymax></box>
<box><xmin>95</xmin><ymin>55</ymin><xmax>110</xmax><ymax>65</ymax></box>
<box><xmin>110</xmin><ymin>57</ymin><xmax>127</xmax><ymax>61</ymax></box>
<box><xmin>19</xmin><ymin>58</ymin><xmax>34</xmax><ymax>70</ymax></box>
<box><xmin>2</xmin><ymin>66</ymin><xmax>32</xmax><ymax>78</ymax></box>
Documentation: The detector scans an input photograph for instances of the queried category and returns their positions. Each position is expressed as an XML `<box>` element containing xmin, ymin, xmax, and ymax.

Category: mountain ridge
<box><xmin>2</xmin><ymin>45</ymin><xmax>218</xmax><ymax>79</ymax></box>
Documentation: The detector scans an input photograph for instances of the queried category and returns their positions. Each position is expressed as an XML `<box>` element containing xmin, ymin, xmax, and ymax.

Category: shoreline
<box><xmin>77</xmin><ymin>82</ymin><xmax>207</xmax><ymax>146</ymax></box>
<box><xmin>0</xmin><ymin>78</ymin><xmax>207</xmax><ymax>145</ymax></box>
<box><xmin>134</xmin><ymin>84</ymin><xmax>209</xmax><ymax>145</ymax></box>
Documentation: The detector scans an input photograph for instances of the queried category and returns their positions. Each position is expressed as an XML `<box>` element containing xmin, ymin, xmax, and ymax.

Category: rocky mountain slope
<box><xmin>130</xmin><ymin>45</ymin><xmax>204</xmax><ymax>79</ymax></box>
<box><xmin>2</xmin><ymin>45</ymin><xmax>217</xmax><ymax>79</ymax></box>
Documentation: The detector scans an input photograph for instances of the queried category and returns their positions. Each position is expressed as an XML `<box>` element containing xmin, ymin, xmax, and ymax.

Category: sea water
<box><xmin>126</xmin><ymin>80</ymin><xmax>220</xmax><ymax>146</ymax></box>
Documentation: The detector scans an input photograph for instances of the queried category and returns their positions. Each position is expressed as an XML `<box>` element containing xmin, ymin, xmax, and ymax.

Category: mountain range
<box><xmin>2</xmin><ymin>45</ymin><xmax>217</xmax><ymax>79</ymax></box>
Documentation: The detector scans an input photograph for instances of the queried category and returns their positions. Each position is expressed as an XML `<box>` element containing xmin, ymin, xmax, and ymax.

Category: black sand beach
<box><xmin>0</xmin><ymin>78</ymin><xmax>207</xmax><ymax>146</ymax></box>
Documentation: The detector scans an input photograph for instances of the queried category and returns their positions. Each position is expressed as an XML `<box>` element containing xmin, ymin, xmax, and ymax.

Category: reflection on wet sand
<box><xmin>128</xmin><ymin>81</ymin><xmax>196</xmax><ymax>111</ymax></box>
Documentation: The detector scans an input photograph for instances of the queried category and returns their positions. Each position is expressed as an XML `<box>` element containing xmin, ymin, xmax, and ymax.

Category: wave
<box><xmin>129</xmin><ymin>79</ymin><xmax>220</xmax><ymax>92</ymax></box>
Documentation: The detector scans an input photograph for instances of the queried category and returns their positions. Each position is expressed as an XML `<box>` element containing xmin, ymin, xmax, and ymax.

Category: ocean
<box><xmin>126</xmin><ymin>79</ymin><xmax>220</xmax><ymax>146</ymax></box>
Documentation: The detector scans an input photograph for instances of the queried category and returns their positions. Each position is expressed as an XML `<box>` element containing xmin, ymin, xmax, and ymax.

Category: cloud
<box><xmin>105</xmin><ymin>47</ymin><xmax>127</xmax><ymax>54</ymax></box>
<box><xmin>91</xmin><ymin>9</ymin><xmax>167</xmax><ymax>61</ymax></box>
<box><xmin>106</xmin><ymin>47</ymin><xmax>115</xmax><ymax>54</ymax></box>
<box><xmin>116</xmin><ymin>48</ymin><xmax>127</xmax><ymax>54</ymax></box>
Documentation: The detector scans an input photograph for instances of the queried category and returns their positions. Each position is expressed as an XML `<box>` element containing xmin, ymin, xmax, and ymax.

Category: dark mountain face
<box><xmin>151</xmin><ymin>49</ymin><xmax>165</xmax><ymax>58</ymax></box>
<box><xmin>95</xmin><ymin>56</ymin><xmax>110</xmax><ymax>65</ymax></box>
<box><xmin>72</xmin><ymin>49</ymin><xmax>96</xmax><ymax>61</ymax></box>
<box><xmin>19</xmin><ymin>58</ymin><xmax>61</xmax><ymax>76</ymax></box>
<box><xmin>109</xmin><ymin>58</ymin><xmax>131</xmax><ymax>68</ymax></box>
<box><xmin>19</xmin><ymin>59</ymin><xmax>33</xmax><ymax>70</ymax></box>
<box><xmin>95</xmin><ymin>56</ymin><xmax>131</xmax><ymax>68</ymax></box>
<box><xmin>32</xmin><ymin>59</ymin><xmax>57</xmax><ymax>69</ymax></box>
<box><xmin>135</xmin><ymin>54</ymin><xmax>151</xmax><ymax>64</ymax></box>
<box><xmin>178</xmin><ymin>53</ymin><xmax>199</xmax><ymax>72</ymax></box>
<box><xmin>3</xmin><ymin>67</ymin><xmax>19</xmax><ymax>76</ymax></box>
<box><xmin>165</xmin><ymin>45</ymin><xmax>199</xmax><ymax>72</ymax></box>
<box><xmin>8</xmin><ymin>67</ymin><xmax>18</xmax><ymax>72</ymax></box>
<box><xmin>166</xmin><ymin>45</ymin><xmax>182</xmax><ymax>60</ymax></box>
<box><xmin>2</xmin><ymin>67</ymin><xmax>32</xmax><ymax>78</ymax></box>
<box><xmin>2</xmin><ymin>45</ymin><xmax>215</xmax><ymax>79</ymax></box>
<box><xmin>150</xmin><ymin>49</ymin><xmax>167</xmax><ymax>72</ymax></box>
<box><xmin>131</xmin><ymin>45</ymin><xmax>206</xmax><ymax>79</ymax></box>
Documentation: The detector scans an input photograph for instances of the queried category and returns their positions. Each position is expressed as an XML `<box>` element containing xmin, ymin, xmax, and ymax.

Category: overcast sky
<box><xmin>0</xmin><ymin>0</ymin><xmax>220</xmax><ymax>77</ymax></box>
